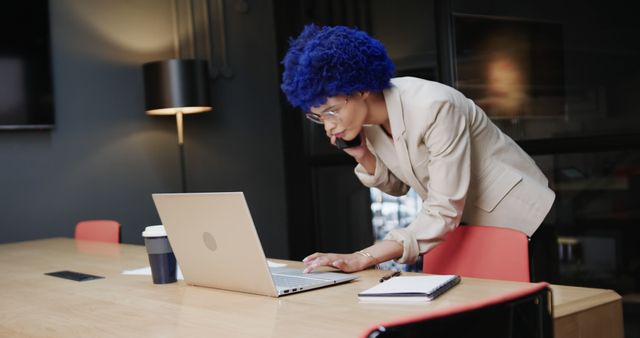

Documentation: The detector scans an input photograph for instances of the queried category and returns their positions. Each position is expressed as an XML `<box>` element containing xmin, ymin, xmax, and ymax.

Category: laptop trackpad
<box><xmin>270</xmin><ymin>267</ymin><xmax>354</xmax><ymax>281</ymax></box>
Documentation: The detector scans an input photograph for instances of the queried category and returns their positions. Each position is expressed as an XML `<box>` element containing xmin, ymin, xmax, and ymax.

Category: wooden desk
<box><xmin>0</xmin><ymin>238</ymin><xmax>623</xmax><ymax>338</ymax></box>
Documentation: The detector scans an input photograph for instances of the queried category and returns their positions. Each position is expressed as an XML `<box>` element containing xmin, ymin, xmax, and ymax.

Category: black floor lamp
<box><xmin>143</xmin><ymin>59</ymin><xmax>211</xmax><ymax>193</ymax></box>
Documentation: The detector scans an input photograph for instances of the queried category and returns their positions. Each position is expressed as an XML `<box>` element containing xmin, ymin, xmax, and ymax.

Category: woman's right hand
<box><xmin>329</xmin><ymin>133</ymin><xmax>376</xmax><ymax>175</ymax></box>
<box><xmin>330</xmin><ymin>133</ymin><xmax>371</xmax><ymax>161</ymax></box>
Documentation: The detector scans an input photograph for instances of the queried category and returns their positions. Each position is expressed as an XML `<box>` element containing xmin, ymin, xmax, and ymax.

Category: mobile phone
<box><xmin>336</xmin><ymin>134</ymin><xmax>362</xmax><ymax>150</ymax></box>
<box><xmin>45</xmin><ymin>270</ymin><xmax>104</xmax><ymax>282</ymax></box>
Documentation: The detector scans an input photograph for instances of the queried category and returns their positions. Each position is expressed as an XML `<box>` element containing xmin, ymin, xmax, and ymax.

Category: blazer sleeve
<box><xmin>354</xmin><ymin>150</ymin><xmax>410</xmax><ymax>197</ymax></box>
<box><xmin>385</xmin><ymin>101</ymin><xmax>471</xmax><ymax>264</ymax></box>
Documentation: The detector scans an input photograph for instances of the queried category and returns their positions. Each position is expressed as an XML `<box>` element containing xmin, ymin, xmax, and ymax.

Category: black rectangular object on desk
<box><xmin>45</xmin><ymin>270</ymin><xmax>104</xmax><ymax>282</ymax></box>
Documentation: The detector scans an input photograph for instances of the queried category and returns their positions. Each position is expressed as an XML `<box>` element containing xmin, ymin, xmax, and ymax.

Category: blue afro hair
<box><xmin>280</xmin><ymin>24</ymin><xmax>395</xmax><ymax>112</ymax></box>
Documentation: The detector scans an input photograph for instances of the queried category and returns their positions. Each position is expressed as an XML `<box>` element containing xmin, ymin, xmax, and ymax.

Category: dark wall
<box><xmin>451</xmin><ymin>0</ymin><xmax>640</xmax><ymax>139</ymax></box>
<box><xmin>0</xmin><ymin>0</ymin><xmax>289</xmax><ymax>258</ymax></box>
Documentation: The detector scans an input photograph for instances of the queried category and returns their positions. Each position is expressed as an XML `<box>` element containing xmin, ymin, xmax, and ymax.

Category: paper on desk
<box><xmin>122</xmin><ymin>260</ymin><xmax>287</xmax><ymax>279</ymax></box>
<box><xmin>122</xmin><ymin>266</ymin><xmax>185</xmax><ymax>280</ymax></box>
<box><xmin>267</xmin><ymin>260</ymin><xmax>287</xmax><ymax>268</ymax></box>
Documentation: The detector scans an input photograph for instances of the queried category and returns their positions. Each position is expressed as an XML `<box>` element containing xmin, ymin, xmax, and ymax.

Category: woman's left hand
<box><xmin>302</xmin><ymin>252</ymin><xmax>375</xmax><ymax>273</ymax></box>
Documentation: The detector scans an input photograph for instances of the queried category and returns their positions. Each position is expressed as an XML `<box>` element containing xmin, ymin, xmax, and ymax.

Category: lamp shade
<box><xmin>143</xmin><ymin>59</ymin><xmax>212</xmax><ymax>115</ymax></box>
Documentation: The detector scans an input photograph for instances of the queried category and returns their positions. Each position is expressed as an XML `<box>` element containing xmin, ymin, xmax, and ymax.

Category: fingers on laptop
<box><xmin>303</xmin><ymin>253</ymin><xmax>335</xmax><ymax>273</ymax></box>
<box><xmin>303</xmin><ymin>254</ymin><xmax>327</xmax><ymax>273</ymax></box>
<box><xmin>302</xmin><ymin>253</ymin><xmax>361</xmax><ymax>273</ymax></box>
<box><xmin>302</xmin><ymin>252</ymin><xmax>322</xmax><ymax>263</ymax></box>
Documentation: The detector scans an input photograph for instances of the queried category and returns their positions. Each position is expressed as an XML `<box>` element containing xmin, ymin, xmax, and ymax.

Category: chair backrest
<box><xmin>422</xmin><ymin>225</ymin><xmax>530</xmax><ymax>282</ymax></box>
<box><xmin>75</xmin><ymin>220</ymin><xmax>121</xmax><ymax>243</ymax></box>
<box><xmin>360</xmin><ymin>282</ymin><xmax>553</xmax><ymax>338</ymax></box>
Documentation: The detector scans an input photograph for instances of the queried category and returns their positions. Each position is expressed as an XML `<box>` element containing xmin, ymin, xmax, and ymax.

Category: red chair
<box><xmin>74</xmin><ymin>220</ymin><xmax>121</xmax><ymax>243</ymax></box>
<box><xmin>422</xmin><ymin>225</ymin><xmax>530</xmax><ymax>282</ymax></box>
<box><xmin>360</xmin><ymin>282</ymin><xmax>553</xmax><ymax>338</ymax></box>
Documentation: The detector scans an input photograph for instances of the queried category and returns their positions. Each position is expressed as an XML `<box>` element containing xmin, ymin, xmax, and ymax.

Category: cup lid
<box><xmin>142</xmin><ymin>225</ymin><xmax>166</xmax><ymax>237</ymax></box>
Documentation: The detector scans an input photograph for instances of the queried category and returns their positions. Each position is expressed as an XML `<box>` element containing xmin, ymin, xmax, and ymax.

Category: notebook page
<box><xmin>359</xmin><ymin>275</ymin><xmax>459</xmax><ymax>299</ymax></box>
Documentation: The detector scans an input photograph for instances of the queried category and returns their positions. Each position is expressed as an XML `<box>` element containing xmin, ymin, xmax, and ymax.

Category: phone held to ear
<box><xmin>336</xmin><ymin>134</ymin><xmax>362</xmax><ymax>150</ymax></box>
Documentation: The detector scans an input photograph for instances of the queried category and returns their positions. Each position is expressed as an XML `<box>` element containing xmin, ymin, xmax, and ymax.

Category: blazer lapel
<box><xmin>384</xmin><ymin>85</ymin><xmax>429</xmax><ymax>198</ymax></box>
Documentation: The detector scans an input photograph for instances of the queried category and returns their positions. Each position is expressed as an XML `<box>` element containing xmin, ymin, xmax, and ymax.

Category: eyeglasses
<box><xmin>305</xmin><ymin>97</ymin><xmax>349</xmax><ymax>125</ymax></box>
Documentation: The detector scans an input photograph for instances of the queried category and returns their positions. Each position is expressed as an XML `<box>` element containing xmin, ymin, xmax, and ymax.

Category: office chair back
<box><xmin>75</xmin><ymin>220</ymin><xmax>121</xmax><ymax>243</ymax></box>
<box><xmin>360</xmin><ymin>282</ymin><xmax>553</xmax><ymax>338</ymax></box>
<box><xmin>422</xmin><ymin>225</ymin><xmax>530</xmax><ymax>282</ymax></box>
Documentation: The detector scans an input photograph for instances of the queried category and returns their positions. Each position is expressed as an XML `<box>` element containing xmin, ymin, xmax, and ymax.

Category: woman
<box><xmin>280</xmin><ymin>25</ymin><xmax>555</xmax><ymax>273</ymax></box>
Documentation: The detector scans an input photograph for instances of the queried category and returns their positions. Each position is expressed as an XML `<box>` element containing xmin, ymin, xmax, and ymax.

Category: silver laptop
<box><xmin>152</xmin><ymin>192</ymin><xmax>358</xmax><ymax>297</ymax></box>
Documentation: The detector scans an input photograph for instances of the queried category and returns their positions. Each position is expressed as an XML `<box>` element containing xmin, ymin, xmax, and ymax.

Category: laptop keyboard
<box><xmin>272</xmin><ymin>274</ymin><xmax>326</xmax><ymax>288</ymax></box>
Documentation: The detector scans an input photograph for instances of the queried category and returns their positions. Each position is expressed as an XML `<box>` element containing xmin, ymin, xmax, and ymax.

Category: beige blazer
<box><xmin>355</xmin><ymin>77</ymin><xmax>555</xmax><ymax>264</ymax></box>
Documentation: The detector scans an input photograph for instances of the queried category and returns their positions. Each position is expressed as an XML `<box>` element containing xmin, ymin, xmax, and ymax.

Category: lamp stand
<box><xmin>176</xmin><ymin>111</ymin><xmax>187</xmax><ymax>193</ymax></box>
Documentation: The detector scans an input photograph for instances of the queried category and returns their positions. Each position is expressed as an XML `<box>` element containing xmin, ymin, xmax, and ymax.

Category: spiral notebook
<box><xmin>358</xmin><ymin>275</ymin><xmax>461</xmax><ymax>302</ymax></box>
